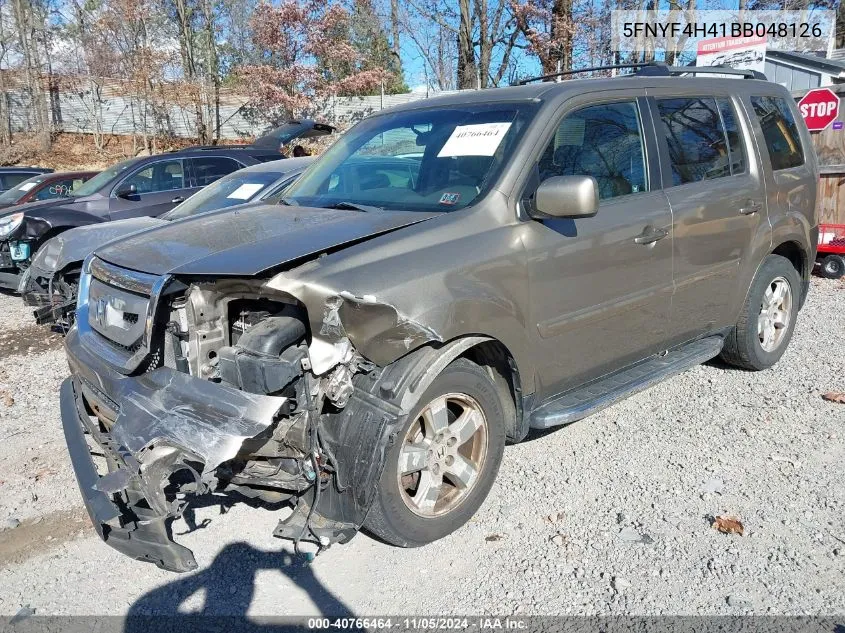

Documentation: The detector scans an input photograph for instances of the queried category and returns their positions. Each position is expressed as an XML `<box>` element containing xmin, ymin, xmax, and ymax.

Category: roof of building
<box><xmin>767</xmin><ymin>50</ymin><xmax>845</xmax><ymax>76</ymax></box>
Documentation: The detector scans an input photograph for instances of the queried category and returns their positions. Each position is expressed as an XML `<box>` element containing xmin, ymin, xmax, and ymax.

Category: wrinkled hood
<box><xmin>31</xmin><ymin>217</ymin><xmax>166</xmax><ymax>274</ymax></box>
<box><xmin>95</xmin><ymin>204</ymin><xmax>441</xmax><ymax>277</ymax></box>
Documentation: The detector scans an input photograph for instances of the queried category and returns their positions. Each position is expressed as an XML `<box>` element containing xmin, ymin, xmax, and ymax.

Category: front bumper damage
<box><xmin>20</xmin><ymin>264</ymin><xmax>76</xmax><ymax>326</ymax></box>
<box><xmin>61</xmin><ymin>379</ymin><xmax>199</xmax><ymax>572</ymax></box>
<box><xmin>61</xmin><ymin>338</ymin><xmax>294</xmax><ymax>571</ymax></box>
<box><xmin>61</xmin><ymin>324</ymin><xmax>411</xmax><ymax>572</ymax></box>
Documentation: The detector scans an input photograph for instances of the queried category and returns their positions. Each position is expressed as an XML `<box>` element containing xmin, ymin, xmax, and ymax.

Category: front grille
<box><xmin>88</xmin><ymin>278</ymin><xmax>149</xmax><ymax>350</ymax></box>
<box><xmin>78</xmin><ymin>258</ymin><xmax>170</xmax><ymax>374</ymax></box>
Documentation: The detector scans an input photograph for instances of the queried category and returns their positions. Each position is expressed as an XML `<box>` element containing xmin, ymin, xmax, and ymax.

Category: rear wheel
<box><xmin>364</xmin><ymin>358</ymin><xmax>506</xmax><ymax>546</ymax></box>
<box><xmin>819</xmin><ymin>254</ymin><xmax>845</xmax><ymax>279</ymax></box>
<box><xmin>720</xmin><ymin>254</ymin><xmax>800</xmax><ymax>371</ymax></box>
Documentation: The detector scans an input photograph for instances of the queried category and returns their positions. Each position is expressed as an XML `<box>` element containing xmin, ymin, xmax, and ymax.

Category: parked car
<box><xmin>0</xmin><ymin>171</ymin><xmax>98</xmax><ymax>210</ymax></box>
<box><xmin>21</xmin><ymin>157</ymin><xmax>314</xmax><ymax>326</ymax></box>
<box><xmin>0</xmin><ymin>167</ymin><xmax>53</xmax><ymax>192</ymax></box>
<box><xmin>60</xmin><ymin>66</ymin><xmax>817</xmax><ymax>572</ymax></box>
<box><xmin>0</xmin><ymin>120</ymin><xmax>333</xmax><ymax>291</ymax></box>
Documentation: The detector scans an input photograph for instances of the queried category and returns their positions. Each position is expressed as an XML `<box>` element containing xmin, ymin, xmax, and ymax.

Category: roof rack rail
<box><xmin>516</xmin><ymin>61</ymin><xmax>766</xmax><ymax>85</ymax></box>
<box><xmin>517</xmin><ymin>63</ymin><xmax>650</xmax><ymax>84</ymax></box>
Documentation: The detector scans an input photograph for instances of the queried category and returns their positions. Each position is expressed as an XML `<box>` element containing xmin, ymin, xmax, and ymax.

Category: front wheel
<box><xmin>364</xmin><ymin>358</ymin><xmax>507</xmax><ymax>547</ymax></box>
<box><xmin>720</xmin><ymin>254</ymin><xmax>801</xmax><ymax>371</ymax></box>
<box><xmin>819</xmin><ymin>254</ymin><xmax>845</xmax><ymax>280</ymax></box>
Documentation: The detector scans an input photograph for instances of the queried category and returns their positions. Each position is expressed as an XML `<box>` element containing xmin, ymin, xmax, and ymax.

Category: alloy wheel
<box><xmin>758</xmin><ymin>276</ymin><xmax>792</xmax><ymax>352</ymax></box>
<box><xmin>397</xmin><ymin>392</ymin><xmax>488</xmax><ymax>518</ymax></box>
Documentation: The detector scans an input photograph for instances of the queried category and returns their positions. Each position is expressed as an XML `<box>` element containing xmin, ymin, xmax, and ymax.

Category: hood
<box><xmin>31</xmin><ymin>217</ymin><xmax>166</xmax><ymax>274</ymax></box>
<box><xmin>1</xmin><ymin>195</ymin><xmax>98</xmax><ymax>219</ymax></box>
<box><xmin>95</xmin><ymin>204</ymin><xmax>440</xmax><ymax>277</ymax></box>
<box><xmin>0</xmin><ymin>197</ymin><xmax>71</xmax><ymax>218</ymax></box>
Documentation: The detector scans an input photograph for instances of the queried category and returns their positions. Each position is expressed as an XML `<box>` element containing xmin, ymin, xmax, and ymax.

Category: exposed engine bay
<box><xmin>159</xmin><ymin>279</ymin><xmax>376</xmax><ymax>534</ymax></box>
<box><xmin>62</xmin><ymin>263</ymin><xmax>482</xmax><ymax>572</ymax></box>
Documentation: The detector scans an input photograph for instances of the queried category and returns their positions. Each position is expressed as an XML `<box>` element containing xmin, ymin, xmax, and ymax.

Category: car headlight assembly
<box><xmin>0</xmin><ymin>212</ymin><xmax>23</xmax><ymax>238</ymax></box>
<box><xmin>77</xmin><ymin>255</ymin><xmax>93</xmax><ymax>311</ymax></box>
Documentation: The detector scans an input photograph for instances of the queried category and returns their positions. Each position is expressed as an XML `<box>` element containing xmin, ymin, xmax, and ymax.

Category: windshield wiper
<box><xmin>279</xmin><ymin>197</ymin><xmax>299</xmax><ymax>206</ymax></box>
<box><xmin>324</xmin><ymin>201</ymin><xmax>383</xmax><ymax>213</ymax></box>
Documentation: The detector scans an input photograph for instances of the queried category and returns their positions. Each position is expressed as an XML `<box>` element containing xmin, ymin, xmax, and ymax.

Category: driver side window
<box><xmin>120</xmin><ymin>160</ymin><xmax>185</xmax><ymax>194</ymax></box>
<box><xmin>539</xmin><ymin>101</ymin><xmax>648</xmax><ymax>201</ymax></box>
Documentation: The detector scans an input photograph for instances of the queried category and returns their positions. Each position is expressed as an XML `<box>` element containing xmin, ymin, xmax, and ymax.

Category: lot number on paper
<box><xmin>227</xmin><ymin>183</ymin><xmax>265</xmax><ymax>200</ymax></box>
<box><xmin>438</xmin><ymin>122</ymin><xmax>512</xmax><ymax>157</ymax></box>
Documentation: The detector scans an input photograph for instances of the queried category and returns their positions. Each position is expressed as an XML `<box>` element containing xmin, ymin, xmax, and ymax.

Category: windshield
<box><xmin>163</xmin><ymin>170</ymin><xmax>284</xmax><ymax>220</ymax></box>
<box><xmin>283</xmin><ymin>103</ymin><xmax>537</xmax><ymax>212</ymax></box>
<box><xmin>0</xmin><ymin>174</ymin><xmax>47</xmax><ymax>204</ymax></box>
<box><xmin>70</xmin><ymin>158</ymin><xmax>141</xmax><ymax>197</ymax></box>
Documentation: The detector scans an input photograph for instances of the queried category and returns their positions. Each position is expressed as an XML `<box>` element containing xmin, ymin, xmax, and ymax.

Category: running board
<box><xmin>529</xmin><ymin>336</ymin><xmax>724</xmax><ymax>429</ymax></box>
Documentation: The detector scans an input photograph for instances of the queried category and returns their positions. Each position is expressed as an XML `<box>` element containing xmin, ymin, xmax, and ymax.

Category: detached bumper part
<box><xmin>21</xmin><ymin>266</ymin><xmax>78</xmax><ymax>325</ymax></box>
<box><xmin>60</xmin><ymin>379</ymin><xmax>198</xmax><ymax>572</ymax></box>
<box><xmin>61</xmin><ymin>328</ymin><xmax>299</xmax><ymax>572</ymax></box>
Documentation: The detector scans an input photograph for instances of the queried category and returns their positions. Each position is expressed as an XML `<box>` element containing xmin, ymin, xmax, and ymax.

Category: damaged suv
<box><xmin>61</xmin><ymin>67</ymin><xmax>818</xmax><ymax>573</ymax></box>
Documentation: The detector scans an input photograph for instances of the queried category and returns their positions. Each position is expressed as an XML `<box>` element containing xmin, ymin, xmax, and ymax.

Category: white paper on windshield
<box><xmin>18</xmin><ymin>183</ymin><xmax>37</xmax><ymax>192</ymax></box>
<box><xmin>226</xmin><ymin>183</ymin><xmax>264</xmax><ymax>200</ymax></box>
<box><xmin>437</xmin><ymin>122</ymin><xmax>512</xmax><ymax>157</ymax></box>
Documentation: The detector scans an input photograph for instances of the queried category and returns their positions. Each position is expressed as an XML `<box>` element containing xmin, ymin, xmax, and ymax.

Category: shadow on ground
<box><xmin>124</xmin><ymin>541</ymin><xmax>358</xmax><ymax>632</ymax></box>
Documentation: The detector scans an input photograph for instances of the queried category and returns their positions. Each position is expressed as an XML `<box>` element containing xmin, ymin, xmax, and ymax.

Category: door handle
<box><xmin>634</xmin><ymin>226</ymin><xmax>669</xmax><ymax>245</ymax></box>
<box><xmin>171</xmin><ymin>196</ymin><xmax>185</xmax><ymax>204</ymax></box>
<box><xmin>739</xmin><ymin>200</ymin><xmax>762</xmax><ymax>215</ymax></box>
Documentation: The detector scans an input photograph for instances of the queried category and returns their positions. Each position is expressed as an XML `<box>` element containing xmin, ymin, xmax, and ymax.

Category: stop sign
<box><xmin>798</xmin><ymin>88</ymin><xmax>840</xmax><ymax>132</ymax></box>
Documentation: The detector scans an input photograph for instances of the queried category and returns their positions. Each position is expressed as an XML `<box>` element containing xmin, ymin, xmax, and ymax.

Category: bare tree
<box><xmin>512</xmin><ymin>0</ymin><xmax>575</xmax><ymax>76</ymax></box>
<box><xmin>0</xmin><ymin>4</ymin><xmax>15</xmax><ymax>145</ymax></box>
<box><xmin>10</xmin><ymin>0</ymin><xmax>51</xmax><ymax>148</ymax></box>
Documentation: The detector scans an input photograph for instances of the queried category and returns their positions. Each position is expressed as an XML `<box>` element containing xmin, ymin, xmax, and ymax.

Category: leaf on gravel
<box><xmin>33</xmin><ymin>467</ymin><xmax>55</xmax><ymax>482</ymax></box>
<box><xmin>485</xmin><ymin>534</ymin><xmax>504</xmax><ymax>542</ymax></box>
<box><xmin>821</xmin><ymin>392</ymin><xmax>845</xmax><ymax>404</ymax></box>
<box><xmin>712</xmin><ymin>515</ymin><xmax>744</xmax><ymax>536</ymax></box>
<box><xmin>1</xmin><ymin>390</ymin><xmax>14</xmax><ymax>407</ymax></box>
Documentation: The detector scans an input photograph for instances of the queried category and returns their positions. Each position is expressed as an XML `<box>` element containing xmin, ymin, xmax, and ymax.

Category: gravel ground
<box><xmin>0</xmin><ymin>279</ymin><xmax>843</xmax><ymax>618</ymax></box>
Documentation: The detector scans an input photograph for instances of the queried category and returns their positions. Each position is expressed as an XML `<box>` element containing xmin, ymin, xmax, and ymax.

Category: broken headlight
<box><xmin>0</xmin><ymin>212</ymin><xmax>23</xmax><ymax>238</ymax></box>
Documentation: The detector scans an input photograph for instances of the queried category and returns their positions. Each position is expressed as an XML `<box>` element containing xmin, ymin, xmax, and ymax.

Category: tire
<box><xmin>364</xmin><ymin>357</ymin><xmax>507</xmax><ymax>547</ymax></box>
<box><xmin>819</xmin><ymin>254</ymin><xmax>845</xmax><ymax>280</ymax></box>
<box><xmin>720</xmin><ymin>254</ymin><xmax>801</xmax><ymax>371</ymax></box>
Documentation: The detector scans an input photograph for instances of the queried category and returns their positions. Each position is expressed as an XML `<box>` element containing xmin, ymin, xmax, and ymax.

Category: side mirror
<box><xmin>533</xmin><ymin>175</ymin><xmax>598</xmax><ymax>219</ymax></box>
<box><xmin>116</xmin><ymin>183</ymin><xmax>137</xmax><ymax>199</ymax></box>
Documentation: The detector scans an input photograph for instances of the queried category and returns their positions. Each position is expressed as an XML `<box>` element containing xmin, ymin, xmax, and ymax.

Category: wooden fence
<box><xmin>801</xmin><ymin>84</ymin><xmax>845</xmax><ymax>225</ymax></box>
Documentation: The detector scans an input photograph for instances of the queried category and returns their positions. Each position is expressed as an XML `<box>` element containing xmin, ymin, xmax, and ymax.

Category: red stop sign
<box><xmin>798</xmin><ymin>88</ymin><xmax>840</xmax><ymax>132</ymax></box>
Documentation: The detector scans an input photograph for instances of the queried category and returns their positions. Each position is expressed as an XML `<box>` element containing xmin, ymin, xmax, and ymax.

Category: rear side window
<box><xmin>657</xmin><ymin>97</ymin><xmax>735</xmax><ymax>185</ymax></box>
<box><xmin>538</xmin><ymin>100</ymin><xmax>648</xmax><ymax>200</ymax></box>
<box><xmin>717</xmin><ymin>98</ymin><xmax>746</xmax><ymax>175</ymax></box>
<box><xmin>750</xmin><ymin>96</ymin><xmax>804</xmax><ymax>170</ymax></box>
<box><xmin>190</xmin><ymin>156</ymin><xmax>243</xmax><ymax>186</ymax></box>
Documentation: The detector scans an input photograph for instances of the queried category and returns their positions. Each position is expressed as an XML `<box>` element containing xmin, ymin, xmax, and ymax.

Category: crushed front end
<box><xmin>21</xmin><ymin>262</ymin><xmax>78</xmax><ymax>327</ymax></box>
<box><xmin>62</xmin><ymin>256</ymin><xmax>405</xmax><ymax>572</ymax></box>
